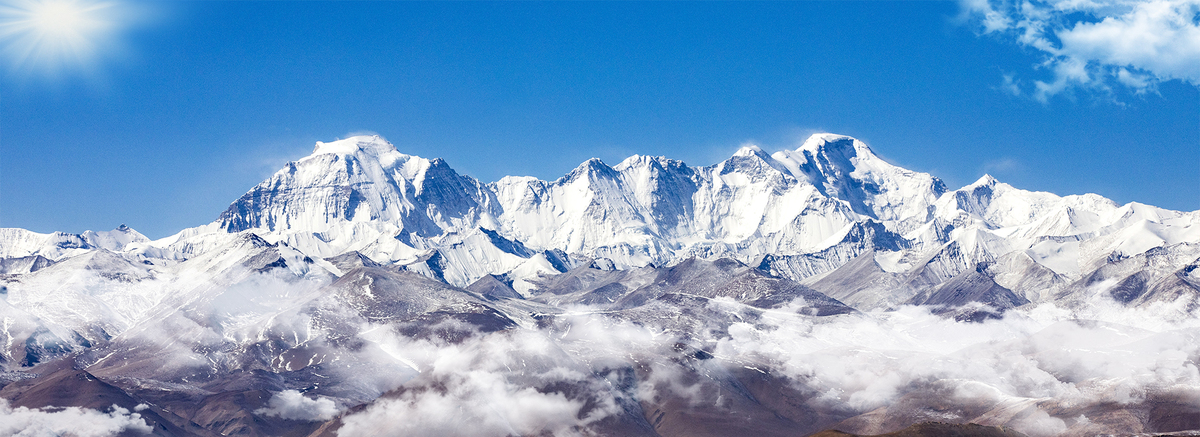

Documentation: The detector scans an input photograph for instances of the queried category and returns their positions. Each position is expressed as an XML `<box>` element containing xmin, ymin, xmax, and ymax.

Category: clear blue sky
<box><xmin>2</xmin><ymin>1</ymin><xmax>1197</xmax><ymax>238</ymax></box>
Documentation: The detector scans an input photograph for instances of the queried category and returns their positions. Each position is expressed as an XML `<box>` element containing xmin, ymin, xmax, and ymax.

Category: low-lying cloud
<box><xmin>335</xmin><ymin>297</ymin><xmax>1200</xmax><ymax>436</ymax></box>
<box><xmin>8</xmin><ymin>253</ymin><xmax>1199</xmax><ymax>437</ymax></box>
<box><xmin>255</xmin><ymin>390</ymin><xmax>341</xmax><ymax>422</ymax></box>
<box><xmin>339</xmin><ymin>317</ymin><xmax>665</xmax><ymax>437</ymax></box>
<box><xmin>0</xmin><ymin>400</ymin><xmax>152</xmax><ymax>437</ymax></box>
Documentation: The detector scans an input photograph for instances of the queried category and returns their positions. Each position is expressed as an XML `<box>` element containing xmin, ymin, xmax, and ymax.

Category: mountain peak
<box><xmin>311</xmin><ymin>135</ymin><xmax>398</xmax><ymax>156</ymax></box>
<box><xmin>969</xmin><ymin>174</ymin><xmax>999</xmax><ymax>188</ymax></box>
<box><xmin>614</xmin><ymin>154</ymin><xmax>682</xmax><ymax>172</ymax></box>
<box><xmin>719</xmin><ymin>143</ymin><xmax>792</xmax><ymax>177</ymax></box>
<box><xmin>797</xmin><ymin>133</ymin><xmax>877</xmax><ymax>160</ymax></box>
<box><xmin>733</xmin><ymin>144</ymin><xmax>765</xmax><ymax>157</ymax></box>
<box><xmin>571</xmin><ymin>158</ymin><xmax>614</xmax><ymax>175</ymax></box>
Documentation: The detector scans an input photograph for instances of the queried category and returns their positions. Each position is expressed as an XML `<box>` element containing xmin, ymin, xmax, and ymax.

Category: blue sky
<box><xmin>1</xmin><ymin>1</ymin><xmax>1197</xmax><ymax>238</ymax></box>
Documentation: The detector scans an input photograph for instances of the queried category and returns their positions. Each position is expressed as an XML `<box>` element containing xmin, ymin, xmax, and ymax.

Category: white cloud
<box><xmin>337</xmin><ymin>373</ymin><xmax>589</xmax><ymax>437</ymax></box>
<box><xmin>337</xmin><ymin>322</ymin><xmax>641</xmax><ymax>437</ymax></box>
<box><xmin>1033</xmin><ymin>56</ymin><xmax>1103</xmax><ymax>102</ymax></box>
<box><xmin>0</xmin><ymin>400</ymin><xmax>152</xmax><ymax>437</ymax></box>
<box><xmin>961</xmin><ymin>0</ymin><xmax>1200</xmax><ymax>100</ymax></box>
<box><xmin>1007</xmin><ymin>408</ymin><xmax>1069</xmax><ymax>437</ymax></box>
<box><xmin>1117</xmin><ymin>67</ymin><xmax>1156</xmax><ymax>91</ymax></box>
<box><xmin>255</xmin><ymin>390</ymin><xmax>341</xmax><ymax>422</ymax></box>
<box><xmin>705</xmin><ymin>300</ymin><xmax>1200</xmax><ymax>435</ymax></box>
<box><xmin>328</xmin><ymin>296</ymin><xmax>1200</xmax><ymax>437</ymax></box>
<box><xmin>1057</xmin><ymin>0</ymin><xmax>1200</xmax><ymax>80</ymax></box>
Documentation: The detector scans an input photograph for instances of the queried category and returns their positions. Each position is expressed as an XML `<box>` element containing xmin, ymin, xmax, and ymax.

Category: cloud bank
<box><xmin>339</xmin><ymin>317</ymin><xmax>662</xmax><ymax>437</ymax></box>
<box><xmin>330</xmin><ymin>297</ymin><xmax>1200</xmax><ymax>436</ymax></box>
<box><xmin>0</xmin><ymin>400</ymin><xmax>152</xmax><ymax>437</ymax></box>
<box><xmin>960</xmin><ymin>0</ymin><xmax>1200</xmax><ymax>100</ymax></box>
<box><xmin>9</xmin><ymin>249</ymin><xmax>1199</xmax><ymax>436</ymax></box>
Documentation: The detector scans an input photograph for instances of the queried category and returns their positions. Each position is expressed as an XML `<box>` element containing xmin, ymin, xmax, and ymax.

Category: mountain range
<box><xmin>1</xmin><ymin>134</ymin><xmax>1197</xmax><ymax>437</ymax></box>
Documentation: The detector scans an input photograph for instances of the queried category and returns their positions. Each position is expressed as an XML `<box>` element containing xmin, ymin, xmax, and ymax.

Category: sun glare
<box><xmin>0</xmin><ymin>0</ymin><xmax>120</xmax><ymax>76</ymax></box>
<box><xmin>31</xmin><ymin>1</ymin><xmax>89</xmax><ymax>35</ymax></box>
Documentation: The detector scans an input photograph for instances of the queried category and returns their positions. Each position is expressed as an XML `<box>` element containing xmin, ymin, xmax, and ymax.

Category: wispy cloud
<box><xmin>960</xmin><ymin>0</ymin><xmax>1200</xmax><ymax>101</ymax></box>
<box><xmin>342</xmin><ymin>130</ymin><xmax>383</xmax><ymax>140</ymax></box>
<box><xmin>1000</xmin><ymin>73</ymin><xmax>1024</xmax><ymax>96</ymax></box>
<box><xmin>982</xmin><ymin>157</ymin><xmax>1023</xmax><ymax>174</ymax></box>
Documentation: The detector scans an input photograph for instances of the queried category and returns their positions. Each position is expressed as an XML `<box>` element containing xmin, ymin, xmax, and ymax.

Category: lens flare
<box><xmin>0</xmin><ymin>0</ymin><xmax>120</xmax><ymax>77</ymax></box>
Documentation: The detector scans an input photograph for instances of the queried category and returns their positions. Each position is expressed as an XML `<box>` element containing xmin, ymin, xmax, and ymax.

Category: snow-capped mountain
<box><xmin>1</xmin><ymin>133</ymin><xmax>1198</xmax><ymax>437</ymax></box>
<box><xmin>0</xmin><ymin>224</ymin><xmax>148</xmax><ymax>262</ymax></box>
<box><xmin>8</xmin><ymin>133</ymin><xmax>1196</xmax><ymax>307</ymax></box>
<box><xmin>105</xmin><ymin>133</ymin><xmax>1193</xmax><ymax>307</ymax></box>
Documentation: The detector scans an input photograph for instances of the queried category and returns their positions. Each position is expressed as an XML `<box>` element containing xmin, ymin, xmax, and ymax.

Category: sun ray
<box><xmin>0</xmin><ymin>0</ymin><xmax>120</xmax><ymax>77</ymax></box>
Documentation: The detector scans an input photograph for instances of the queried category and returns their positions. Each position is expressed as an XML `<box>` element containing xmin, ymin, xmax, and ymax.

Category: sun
<box><xmin>0</xmin><ymin>0</ymin><xmax>119</xmax><ymax>76</ymax></box>
<box><xmin>30</xmin><ymin>1</ymin><xmax>91</xmax><ymax>36</ymax></box>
